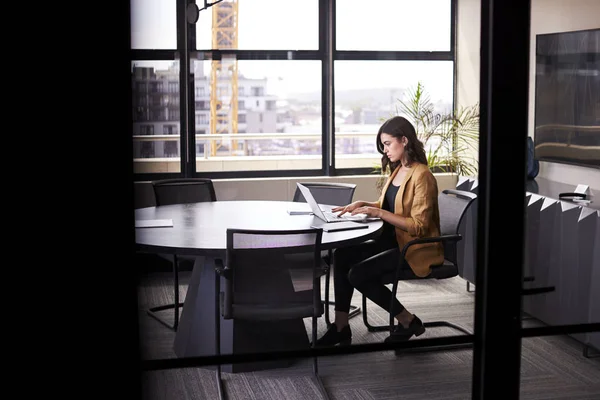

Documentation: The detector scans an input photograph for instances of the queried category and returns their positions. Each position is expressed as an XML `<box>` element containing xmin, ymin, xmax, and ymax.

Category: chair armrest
<box><xmin>400</xmin><ymin>234</ymin><xmax>462</xmax><ymax>256</ymax></box>
<box><xmin>214</xmin><ymin>258</ymin><xmax>231</xmax><ymax>279</ymax></box>
<box><xmin>521</xmin><ymin>286</ymin><xmax>555</xmax><ymax>296</ymax></box>
<box><xmin>442</xmin><ymin>189</ymin><xmax>477</xmax><ymax>200</ymax></box>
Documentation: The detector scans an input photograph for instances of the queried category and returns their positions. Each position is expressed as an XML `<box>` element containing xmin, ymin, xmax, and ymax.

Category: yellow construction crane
<box><xmin>210</xmin><ymin>0</ymin><xmax>239</xmax><ymax>156</ymax></box>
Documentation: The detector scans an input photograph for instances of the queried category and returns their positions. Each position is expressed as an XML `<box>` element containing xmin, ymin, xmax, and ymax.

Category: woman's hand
<box><xmin>350</xmin><ymin>206</ymin><xmax>383</xmax><ymax>219</ymax></box>
<box><xmin>331</xmin><ymin>201</ymin><xmax>365</xmax><ymax>216</ymax></box>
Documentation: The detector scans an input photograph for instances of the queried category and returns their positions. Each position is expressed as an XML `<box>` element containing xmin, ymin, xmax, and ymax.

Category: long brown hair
<box><xmin>376</xmin><ymin>116</ymin><xmax>427</xmax><ymax>173</ymax></box>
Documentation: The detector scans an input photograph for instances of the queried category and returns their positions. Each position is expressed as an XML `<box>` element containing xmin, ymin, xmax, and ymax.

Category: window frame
<box><xmin>131</xmin><ymin>0</ymin><xmax>457</xmax><ymax>181</ymax></box>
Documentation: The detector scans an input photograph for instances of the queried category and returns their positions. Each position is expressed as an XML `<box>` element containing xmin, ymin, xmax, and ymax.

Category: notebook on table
<box><xmin>310</xmin><ymin>220</ymin><xmax>368</xmax><ymax>232</ymax></box>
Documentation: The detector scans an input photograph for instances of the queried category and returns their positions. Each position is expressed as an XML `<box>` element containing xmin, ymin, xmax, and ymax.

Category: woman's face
<box><xmin>380</xmin><ymin>133</ymin><xmax>406</xmax><ymax>163</ymax></box>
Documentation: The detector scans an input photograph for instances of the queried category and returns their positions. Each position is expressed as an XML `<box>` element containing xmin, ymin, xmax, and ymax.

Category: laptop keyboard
<box><xmin>323</xmin><ymin>210</ymin><xmax>367</xmax><ymax>221</ymax></box>
<box><xmin>323</xmin><ymin>211</ymin><xmax>344</xmax><ymax>220</ymax></box>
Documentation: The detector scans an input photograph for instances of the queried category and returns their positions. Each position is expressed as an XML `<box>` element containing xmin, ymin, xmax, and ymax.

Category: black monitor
<box><xmin>533</xmin><ymin>28</ymin><xmax>600</xmax><ymax>169</ymax></box>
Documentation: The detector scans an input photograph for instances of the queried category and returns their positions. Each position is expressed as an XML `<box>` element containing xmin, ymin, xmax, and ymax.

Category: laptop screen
<box><xmin>296</xmin><ymin>183</ymin><xmax>328</xmax><ymax>222</ymax></box>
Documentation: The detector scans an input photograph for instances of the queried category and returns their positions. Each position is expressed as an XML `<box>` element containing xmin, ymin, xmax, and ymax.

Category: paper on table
<box><xmin>135</xmin><ymin>219</ymin><xmax>174</xmax><ymax>228</ymax></box>
<box><xmin>287</xmin><ymin>210</ymin><xmax>313</xmax><ymax>215</ymax></box>
<box><xmin>287</xmin><ymin>204</ymin><xmax>313</xmax><ymax>215</ymax></box>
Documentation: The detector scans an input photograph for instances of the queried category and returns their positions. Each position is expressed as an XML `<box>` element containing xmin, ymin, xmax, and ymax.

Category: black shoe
<box><xmin>315</xmin><ymin>324</ymin><xmax>352</xmax><ymax>347</ymax></box>
<box><xmin>384</xmin><ymin>315</ymin><xmax>426</xmax><ymax>343</ymax></box>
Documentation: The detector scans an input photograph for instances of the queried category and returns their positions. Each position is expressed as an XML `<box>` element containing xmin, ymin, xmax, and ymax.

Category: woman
<box><xmin>316</xmin><ymin>116</ymin><xmax>444</xmax><ymax>346</ymax></box>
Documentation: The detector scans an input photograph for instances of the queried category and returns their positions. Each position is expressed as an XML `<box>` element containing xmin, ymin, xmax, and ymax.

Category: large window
<box><xmin>132</xmin><ymin>60</ymin><xmax>181</xmax><ymax>172</ymax></box>
<box><xmin>130</xmin><ymin>0</ymin><xmax>455</xmax><ymax>178</ymax></box>
<box><xmin>336</xmin><ymin>0</ymin><xmax>452</xmax><ymax>51</ymax></box>
<box><xmin>194</xmin><ymin>59</ymin><xmax>323</xmax><ymax>172</ymax></box>
<box><xmin>195</xmin><ymin>0</ymin><xmax>319</xmax><ymax>50</ymax></box>
<box><xmin>334</xmin><ymin>60</ymin><xmax>454</xmax><ymax>169</ymax></box>
<box><xmin>130</xmin><ymin>0</ymin><xmax>176</xmax><ymax>49</ymax></box>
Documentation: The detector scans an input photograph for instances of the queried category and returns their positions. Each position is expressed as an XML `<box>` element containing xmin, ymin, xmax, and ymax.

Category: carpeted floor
<box><xmin>136</xmin><ymin>270</ymin><xmax>600</xmax><ymax>400</ymax></box>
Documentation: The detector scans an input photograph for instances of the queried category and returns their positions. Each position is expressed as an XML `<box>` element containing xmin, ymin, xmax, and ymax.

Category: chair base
<box><xmin>216</xmin><ymin>369</ymin><xmax>226</xmax><ymax>400</ymax></box>
<box><xmin>372</xmin><ymin>320</ymin><xmax>474</xmax><ymax>354</ymax></box>
<box><xmin>362</xmin><ymin>295</ymin><xmax>474</xmax><ymax>353</ymax></box>
<box><xmin>365</xmin><ymin>319</ymin><xmax>472</xmax><ymax>335</ymax></box>
<box><xmin>466</xmin><ymin>281</ymin><xmax>475</xmax><ymax>292</ymax></box>
<box><xmin>583</xmin><ymin>344</ymin><xmax>599</xmax><ymax>358</ymax></box>
<box><xmin>396</xmin><ymin>321</ymin><xmax>473</xmax><ymax>354</ymax></box>
<box><xmin>146</xmin><ymin>253</ymin><xmax>184</xmax><ymax>331</ymax></box>
<box><xmin>216</xmin><ymin>367</ymin><xmax>331</xmax><ymax>400</ymax></box>
<box><xmin>467</xmin><ymin>276</ymin><xmax>538</xmax><ymax>292</ymax></box>
<box><xmin>394</xmin><ymin>340</ymin><xmax>474</xmax><ymax>355</ymax></box>
<box><xmin>147</xmin><ymin>302</ymin><xmax>184</xmax><ymax>331</ymax></box>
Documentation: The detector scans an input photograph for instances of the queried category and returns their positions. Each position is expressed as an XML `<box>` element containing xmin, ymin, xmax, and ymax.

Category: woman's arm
<box><xmin>351</xmin><ymin>169</ymin><xmax>438</xmax><ymax>236</ymax></box>
<box><xmin>375</xmin><ymin>208</ymin><xmax>411</xmax><ymax>230</ymax></box>
<box><xmin>361</xmin><ymin>201</ymin><xmax>380</xmax><ymax>208</ymax></box>
<box><xmin>351</xmin><ymin>206</ymin><xmax>411</xmax><ymax>231</ymax></box>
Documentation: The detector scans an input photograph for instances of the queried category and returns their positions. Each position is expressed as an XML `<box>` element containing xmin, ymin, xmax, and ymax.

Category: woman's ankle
<box><xmin>395</xmin><ymin>310</ymin><xmax>414</xmax><ymax>328</ymax></box>
<box><xmin>334</xmin><ymin>322</ymin><xmax>349</xmax><ymax>332</ymax></box>
<box><xmin>333</xmin><ymin>311</ymin><xmax>350</xmax><ymax>331</ymax></box>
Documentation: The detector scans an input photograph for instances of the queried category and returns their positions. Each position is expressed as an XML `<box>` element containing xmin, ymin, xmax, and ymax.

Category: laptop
<box><xmin>296</xmin><ymin>183</ymin><xmax>374</xmax><ymax>223</ymax></box>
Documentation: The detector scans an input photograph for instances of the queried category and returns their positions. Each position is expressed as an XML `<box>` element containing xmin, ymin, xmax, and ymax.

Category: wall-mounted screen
<box><xmin>534</xmin><ymin>28</ymin><xmax>600</xmax><ymax>169</ymax></box>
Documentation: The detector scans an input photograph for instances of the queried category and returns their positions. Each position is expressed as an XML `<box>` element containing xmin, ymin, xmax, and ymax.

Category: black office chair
<box><xmin>292</xmin><ymin>182</ymin><xmax>360</xmax><ymax>324</ymax></box>
<box><xmin>292</xmin><ymin>181</ymin><xmax>357</xmax><ymax>206</ymax></box>
<box><xmin>147</xmin><ymin>178</ymin><xmax>217</xmax><ymax>330</ymax></box>
<box><xmin>214</xmin><ymin>228</ymin><xmax>330</xmax><ymax>400</ymax></box>
<box><xmin>361</xmin><ymin>189</ymin><xmax>477</xmax><ymax>352</ymax></box>
<box><xmin>134</xmin><ymin>181</ymin><xmax>174</xmax><ymax>282</ymax></box>
<box><xmin>153</xmin><ymin>178</ymin><xmax>217</xmax><ymax>206</ymax></box>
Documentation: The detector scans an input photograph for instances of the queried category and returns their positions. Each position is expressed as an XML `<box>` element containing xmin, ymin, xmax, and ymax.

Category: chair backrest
<box><xmin>221</xmin><ymin>228</ymin><xmax>325</xmax><ymax>321</ymax></box>
<box><xmin>152</xmin><ymin>178</ymin><xmax>216</xmax><ymax>206</ymax></box>
<box><xmin>134</xmin><ymin>181</ymin><xmax>157</xmax><ymax>209</ymax></box>
<box><xmin>438</xmin><ymin>189</ymin><xmax>477</xmax><ymax>266</ymax></box>
<box><xmin>293</xmin><ymin>182</ymin><xmax>356</xmax><ymax>206</ymax></box>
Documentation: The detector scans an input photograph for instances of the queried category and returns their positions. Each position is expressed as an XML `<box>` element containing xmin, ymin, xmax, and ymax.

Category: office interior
<box><xmin>130</xmin><ymin>1</ymin><xmax>600</xmax><ymax>399</ymax></box>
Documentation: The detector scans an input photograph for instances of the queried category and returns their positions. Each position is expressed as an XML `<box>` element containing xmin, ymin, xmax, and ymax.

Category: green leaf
<box><xmin>394</xmin><ymin>81</ymin><xmax>479</xmax><ymax>177</ymax></box>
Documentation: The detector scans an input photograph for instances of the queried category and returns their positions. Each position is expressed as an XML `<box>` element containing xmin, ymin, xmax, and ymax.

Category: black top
<box><xmin>381</xmin><ymin>183</ymin><xmax>401</xmax><ymax>241</ymax></box>
<box><xmin>384</xmin><ymin>183</ymin><xmax>401</xmax><ymax>213</ymax></box>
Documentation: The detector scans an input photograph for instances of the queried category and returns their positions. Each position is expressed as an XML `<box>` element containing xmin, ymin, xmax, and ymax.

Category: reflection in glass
<box><xmin>336</xmin><ymin>0</ymin><xmax>451</xmax><ymax>51</ymax></box>
<box><xmin>132</xmin><ymin>60</ymin><xmax>181</xmax><ymax>173</ymax></box>
<box><xmin>334</xmin><ymin>60</ymin><xmax>454</xmax><ymax>169</ymax></box>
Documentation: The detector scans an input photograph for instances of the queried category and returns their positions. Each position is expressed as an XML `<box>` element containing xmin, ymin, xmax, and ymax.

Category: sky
<box><xmin>130</xmin><ymin>0</ymin><xmax>452</xmax><ymax>101</ymax></box>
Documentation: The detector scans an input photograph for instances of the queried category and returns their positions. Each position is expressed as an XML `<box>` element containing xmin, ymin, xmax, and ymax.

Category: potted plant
<box><xmin>374</xmin><ymin>82</ymin><xmax>479</xmax><ymax>192</ymax></box>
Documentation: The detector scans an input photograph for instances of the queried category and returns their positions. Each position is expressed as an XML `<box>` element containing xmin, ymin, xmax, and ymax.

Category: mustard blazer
<box><xmin>376</xmin><ymin>163</ymin><xmax>444</xmax><ymax>277</ymax></box>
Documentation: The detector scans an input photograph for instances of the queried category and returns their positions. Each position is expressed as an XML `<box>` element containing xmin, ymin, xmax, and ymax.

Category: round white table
<box><xmin>135</xmin><ymin>200</ymin><xmax>384</xmax><ymax>372</ymax></box>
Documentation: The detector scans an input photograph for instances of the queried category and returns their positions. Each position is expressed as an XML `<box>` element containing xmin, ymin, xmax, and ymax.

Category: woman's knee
<box><xmin>333</xmin><ymin>247</ymin><xmax>350</xmax><ymax>261</ymax></box>
<box><xmin>347</xmin><ymin>265</ymin><xmax>367</xmax><ymax>289</ymax></box>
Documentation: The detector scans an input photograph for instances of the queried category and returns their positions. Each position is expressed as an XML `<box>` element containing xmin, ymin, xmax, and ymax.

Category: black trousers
<box><xmin>333</xmin><ymin>234</ymin><xmax>415</xmax><ymax>316</ymax></box>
